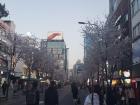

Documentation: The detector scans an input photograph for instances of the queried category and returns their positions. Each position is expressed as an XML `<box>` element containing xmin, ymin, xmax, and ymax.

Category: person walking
<box><xmin>71</xmin><ymin>82</ymin><xmax>80</xmax><ymax>105</ymax></box>
<box><xmin>127</xmin><ymin>87</ymin><xmax>136</xmax><ymax>105</ymax></box>
<box><xmin>71</xmin><ymin>82</ymin><xmax>79</xmax><ymax>100</ymax></box>
<box><xmin>120</xmin><ymin>87</ymin><xmax>126</xmax><ymax>105</ymax></box>
<box><xmin>44</xmin><ymin>81</ymin><xmax>58</xmax><ymax>105</ymax></box>
<box><xmin>2</xmin><ymin>81</ymin><xmax>8</xmax><ymax>96</ymax></box>
<box><xmin>84</xmin><ymin>85</ymin><xmax>100</xmax><ymax>105</ymax></box>
<box><xmin>26</xmin><ymin>81</ymin><xmax>40</xmax><ymax>105</ymax></box>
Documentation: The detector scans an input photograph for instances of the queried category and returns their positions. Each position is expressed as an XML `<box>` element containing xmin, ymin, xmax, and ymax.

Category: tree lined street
<box><xmin>0</xmin><ymin>0</ymin><xmax>140</xmax><ymax>105</ymax></box>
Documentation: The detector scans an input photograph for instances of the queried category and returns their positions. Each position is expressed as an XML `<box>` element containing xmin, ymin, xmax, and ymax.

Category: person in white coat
<box><xmin>84</xmin><ymin>85</ymin><xmax>100</xmax><ymax>105</ymax></box>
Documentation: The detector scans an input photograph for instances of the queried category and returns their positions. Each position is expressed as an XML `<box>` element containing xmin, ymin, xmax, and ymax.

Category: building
<box><xmin>108</xmin><ymin>1</ymin><xmax>140</xmax><ymax>102</ymax></box>
<box><xmin>108</xmin><ymin>0</ymin><xmax>132</xmax><ymax>77</ymax></box>
<box><xmin>131</xmin><ymin>0</ymin><xmax>140</xmax><ymax>85</ymax></box>
<box><xmin>84</xmin><ymin>32</ymin><xmax>94</xmax><ymax>63</ymax></box>
<box><xmin>74</xmin><ymin>63</ymin><xmax>84</xmax><ymax>82</ymax></box>
<box><xmin>0</xmin><ymin>20</ymin><xmax>15</xmax><ymax>82</ymax></box>
<box><xmin>41</xmin><ymin>32</ymin><xmax>68</xmax><ymax>81</ymax></box>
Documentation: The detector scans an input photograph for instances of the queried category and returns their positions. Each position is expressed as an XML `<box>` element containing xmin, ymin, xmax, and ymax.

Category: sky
<box><xmin>1</xmin><ymin>0</ymin><xmax>109</xmax><ymax>69</ymax></box>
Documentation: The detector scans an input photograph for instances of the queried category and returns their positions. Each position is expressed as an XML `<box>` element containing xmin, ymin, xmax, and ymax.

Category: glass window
<box><xmin>133</xmin><ymin>23</ymin><xmax>140</xmax><ymax>39</ymax></box>
<box><xmin>134</xmin><ymin>0</ymin><xmax>138</xmax><ymax>14</ymax></box>
<box><xmin>138</xmin><ymin>0</ymin><xmax>140</xmax><ymax>9</ymax></box>
<box><xmin>125</xmin><ymin>14</ymin><xmax>128</xmax><ymax>21</ymax></box>
<box><xmin>138</xmin><ymin>23</ymin><xmax>140</xmax><ymax>34</ymax></box>
<box><xmin>131</xmin><ymin>0</ymin><xmax>140</xmax><ymax>16</ymax></box>
<box><xmin>133</xmin><ymin>39</ymin><xmax>140</xmax><ymax>64</ymax></box>
<box><xmin>133</xmin><ymin>27</ymin><xmax>136</xmax><ymax>38</ymax></box>
<box><xmin>136</xmin><ymin>26</ymin><xmax>139</xmax><ymax>36</ymax></box>
<box><xmin>0</xmin><ymin>43</ymin><xmax>2</xmax><ymax>50</ymax></box>
<box><xmin>51</xmin><ymin>48</ymin><xmax>53</xmax><ymax>53</ymax></box>
<box><xmin>131</xmin><ymin>2</ymin><xmax>134</xmax><ymax>16</ymax></box>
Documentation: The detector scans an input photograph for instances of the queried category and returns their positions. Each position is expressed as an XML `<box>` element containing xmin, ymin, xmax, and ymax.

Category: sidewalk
<box><xmin>0</xmin><ymin>87</ymin><xmax>25</xmax><ymax>104</ymax></box>
<box><xmin>1</xmin><ymin>92</ymin><xmax>25</xmax><ymax>105</ymax></box>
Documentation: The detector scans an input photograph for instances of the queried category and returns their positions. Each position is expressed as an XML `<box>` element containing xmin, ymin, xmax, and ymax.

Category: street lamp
<box><xmin>78</xmin><ymin>21</ymin><xmax>100</xmax><ymax>105</ymax></box>
<box><xmin>78</xmin><ymin>21</ymin><xmax>102</xmax><ymax>80</ymax></box>
<box><xmin>78</xmin><ymin>21</ymin><xmax>98</xmax><ymax>27</ymax></box>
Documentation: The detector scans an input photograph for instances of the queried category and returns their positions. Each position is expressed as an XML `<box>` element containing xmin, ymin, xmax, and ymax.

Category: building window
<box><xmin>131</xmin><ymin>0</ymin><xmax>140</xmax><ymax>16</ymax></box>
<box><xmin>51</xmin><ymin>48</ymin><xmax>53</xmax><ymax>53</ymax></box>
<box><xmin>133</xmin><ymin>22</ymin><xmax>140</xmax><ymax>39</ymax></box>
<box><xmin>0</xmin><ymin>43</ymin><xmax>2</xmax><ymax>51</ymax></box>
<box><xmin>139</xmin><ymin>0</ymin><xmax>140</xmax><ymax>9</ymax></box>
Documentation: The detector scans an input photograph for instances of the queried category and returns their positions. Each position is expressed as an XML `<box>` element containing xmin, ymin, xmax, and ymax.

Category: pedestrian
<box><xmin>71</xmin><ymin>82</ymin><xmax>80</xmax><ymax>104</ymax></box>
<box><xmin>44</xmin><ymin>81</ymin><xmax>58</xmax><ymax>105</ymax></box>
<box><xmin>99</xmin><ymin>86</ymin><xmax>105</xmax><ymax>105</ymax></box>
<box><xmin>120</xmin><ymin>86</ymin><xmax>126</xmax><ymax>105</ymax></box>
<box><xmin>106</xmin><ymin>85</ymin><xmax>116</xmax><ymax>105</ymax></box>
<box><xmin>112</xmin><ymin>86</ymin><xmax>118</xmax><ymax>105</ymax></box>
<box><xmin>13</xmin><ymin>80</ymin><xmax>18</xmax><ymax>96</ymax></box>
<box><xmin>127</xmin><ymin>86</ymin><xmax>136</xmax><ymax>105</ymax></box>
<box><xmin>2</xmin><ymin>81</ymin><xmax>8</xmax><ymax>96</ymax></box>
<box><xmin>26</xmin><ymin>81</ymin><xmax>40</xmax><ymax>105</ymax></box>
<box><xmin>84</xmin><ymin>85</ymin><xmax>100</xmax><ymax>105</ymax></box>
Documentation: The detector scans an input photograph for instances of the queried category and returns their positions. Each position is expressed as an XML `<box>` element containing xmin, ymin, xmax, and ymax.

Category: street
<box><xmin>0</xmin><ymin>85</ymin><xmax>88</xmax><ymax>105</ymax></box>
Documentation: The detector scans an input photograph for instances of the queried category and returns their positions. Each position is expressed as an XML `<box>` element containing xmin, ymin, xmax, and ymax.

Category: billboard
<box><xmin>47</xmin><ymin>32</ymin><xmax>63</xmax><ymax>40</ymax></box>
<box><xmin>76</xmin><ymin>64</ymin><xmax>84</xmax><ymax>73</ymax></box>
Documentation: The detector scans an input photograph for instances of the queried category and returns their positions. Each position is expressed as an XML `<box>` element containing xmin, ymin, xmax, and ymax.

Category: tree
<box><xmin>81</xmin><ymin>21</ymin><xmax>105</xmax><ymax>81</ymax></box>
<box><xmin>0</xmin><ymin>3</ymin><xmax>9</xmax><ymax>19</ymax></box>
<box><xmin>81</xmin><ymin>19</ymin><xmax>132</xmax><ymax>85</ymax></box>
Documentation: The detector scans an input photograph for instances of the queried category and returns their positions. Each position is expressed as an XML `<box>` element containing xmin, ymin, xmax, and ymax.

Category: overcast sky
<box><xmin>1</xmin><ymin>0</ymin><xmax>109</xmax><ymax>68</ymax></box>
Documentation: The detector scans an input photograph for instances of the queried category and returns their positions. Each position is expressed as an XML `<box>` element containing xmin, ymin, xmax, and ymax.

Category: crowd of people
<box><xmin>0</xmin><ymin>78</ymin><xmax>139</xmax><ymax>105</ymax></box>
<box><xmin>70</xmin><ymin>81</ymin><xmax>139</xmax><ymax>105</ymax></box>
<box><xmin>25</xmin><ymin>80</ymin><xmax>59</xmax><ymax>105</ymax></box>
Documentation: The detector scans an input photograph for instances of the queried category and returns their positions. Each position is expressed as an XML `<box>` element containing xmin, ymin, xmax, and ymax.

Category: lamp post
<box><xmin>78</xmin><ymin>21</ymin><xmax>102</xmax><ymax>83</ymax></box>
<box><xmin>78</xmin><ymin>21</ymin><xmax>102</xmax><ymax>105</ymax></box>
<box><xmin>78</xmin><ymin>22</ymin><xmax>98</xmax><ymax>27</ymax></box>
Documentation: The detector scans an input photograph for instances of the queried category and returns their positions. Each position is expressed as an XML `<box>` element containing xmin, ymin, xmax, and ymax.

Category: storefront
<box><xmin>0</xmin><ymin>57</ymin><xmax>8</xmax><ymax>85</ymax></box>
<box><xmin>132</xmin><ymin>39</ymin><xmax>140</xmax><ymax>103</ymax></box>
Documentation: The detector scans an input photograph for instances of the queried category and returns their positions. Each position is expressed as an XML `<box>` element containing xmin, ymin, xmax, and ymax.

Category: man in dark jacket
<box><xmin>44</xmin><ymin>81</ymin><xmax>58</xmax><ymax>105</ymax></box>
<box><xmin>26</xmin><ymin>81</ymin><xmax>40</xmax><ymax>105</ymax></box>
<box><xmin>2</xmin><ymin>81</ymin><xmax>8</xmax><ymax>96</ymax></box>
<box><xmin>71</xmin><ymin>82</ymin><xmax>79</xmax><ymax>100</ymax></box>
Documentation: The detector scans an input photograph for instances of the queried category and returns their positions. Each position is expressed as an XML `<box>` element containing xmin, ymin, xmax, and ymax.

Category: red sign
<box><xmin>47</xmin><ymin>32</ymin><xmax>62</xmax><ymax>40</ymax></box>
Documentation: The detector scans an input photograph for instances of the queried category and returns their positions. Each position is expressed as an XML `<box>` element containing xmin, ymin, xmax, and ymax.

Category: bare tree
<box><xmin>81</xmin><ymin>18</ymin><xmax>132</xmax><ymax>86</ymax></box>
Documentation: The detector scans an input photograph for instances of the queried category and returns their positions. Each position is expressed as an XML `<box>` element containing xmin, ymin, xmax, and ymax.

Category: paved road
<box><xmin>0</xmin><ymin>85</ymin><xmax>88</xmax><ymax>105</ymax></box>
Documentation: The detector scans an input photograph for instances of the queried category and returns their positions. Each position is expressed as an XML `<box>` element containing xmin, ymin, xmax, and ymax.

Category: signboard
<box><xmin>76</xmin><ymin>64</ymin><xmax>84</xmax><ymax>73</ymax></box>
<box><xmin>47</xmin><ymin>41</ymin><xmax>65</xmax><ymax>49</ymax></box>
<box><xmin>47</xmin><ymin>32</ymin><xmax>63</xmax><ymax>40</ymax></box>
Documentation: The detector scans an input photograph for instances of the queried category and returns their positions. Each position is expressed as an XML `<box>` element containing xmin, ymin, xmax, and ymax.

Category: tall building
<box><xmin>131</xmin><ymin>0</ymin><xmax>140</xmax><ymax>80</ymax></box>
<box><xmin>108</xmin><ymin>0</ymin><xmax>140</xmax><ymax>90</ymax></box>
<box><xmin>0</xmin><ymin>20</ymin><xmax>15</xmax><ymax>81</ymax></box>
<box><xmin>41</xmin><ymin>32</ymin><xmax>68</xmax><ymax>81</ymax></box>
<box><xmin>108</xmin><ymin>0</ymin><xmax>132</xmax><ymax>71</ymax></box>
